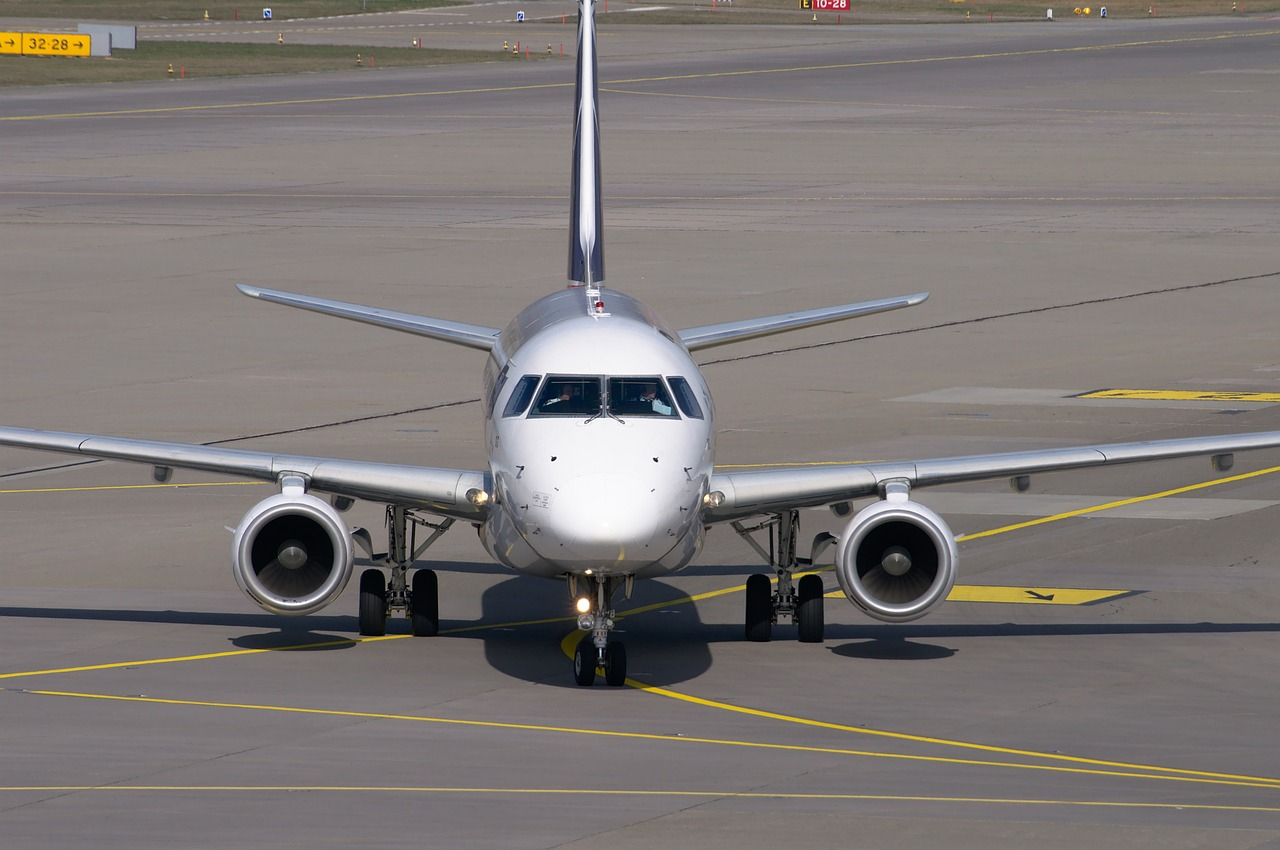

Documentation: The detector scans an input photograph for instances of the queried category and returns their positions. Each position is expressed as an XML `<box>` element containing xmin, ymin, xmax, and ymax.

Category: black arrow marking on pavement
<box><xmin>1025</xmin><ymin>590</ymin><xmax>1056</xmax><ymax>601</ymax></box>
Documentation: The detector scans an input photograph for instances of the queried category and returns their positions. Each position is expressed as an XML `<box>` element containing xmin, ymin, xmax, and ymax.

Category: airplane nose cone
<box><xmin>550</xmin><ymin>473</ymin><xmax>665</xmax><ymax>564</ymax></box>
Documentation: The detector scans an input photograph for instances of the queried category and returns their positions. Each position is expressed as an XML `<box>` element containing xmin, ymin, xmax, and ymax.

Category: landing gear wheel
<box><xmin>358</xmin><ymin>568</ymin><xmax>387</xmax><ymax>637</ymax></box>
<box><xmin>573</xmin><ymin>636</ymin><xmax>596</xmax><ymax>686</ymax></box>
<box><xmin>410</xmin><ymin>569</ymin><xmax>439</xmax><ymax>637</ymax></box>
<box><xmin>604</xmin><ymin>640</ymin><xmax>627</xmax><ymax>686</ymax></box>
<box><xmin>745</xmin><ymin>573</ymin><xmax>773</xmax><ymax>642</ymax></box>
<box><xmin>796</xmin><ymin>574</ymin><xmax>825</xmax><ymax>643</ymax></box>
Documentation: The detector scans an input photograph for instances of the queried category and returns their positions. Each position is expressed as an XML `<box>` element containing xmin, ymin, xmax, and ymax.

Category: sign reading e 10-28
<box><xmin>799</xmin><ymin>0</ymin><xmax>850</xmax><ymax>9</ymax></box>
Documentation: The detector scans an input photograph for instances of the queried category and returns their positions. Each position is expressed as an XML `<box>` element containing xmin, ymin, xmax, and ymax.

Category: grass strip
<box><xmin>0</xmin><ymin>40</ymin><xmax>534</xmax><ymax>86</ymax></box>
<box><xmin>0</xmin><ymin>1</ymin><xmax>456</xmax><ymax>20</ymax></box>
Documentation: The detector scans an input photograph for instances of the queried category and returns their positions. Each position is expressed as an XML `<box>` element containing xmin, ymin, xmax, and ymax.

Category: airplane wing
<box><xmin>705</xmin><ymin>430</ymin><xmax>1280</xmax><ymax>521</ymax></box>
<box><xmin>677</xmin><ymin>292</ymin><xmax>928</xmax><ymax>352</ymax></box>
<box><xmin>237</xmin><ymin>285</ymin><xmax>502</xmax><ymax>351</ymax></box>
<box><xmin>0</xmin><ymin>426</ymin><xmax>490</xmax><ymax>521</ymax></box>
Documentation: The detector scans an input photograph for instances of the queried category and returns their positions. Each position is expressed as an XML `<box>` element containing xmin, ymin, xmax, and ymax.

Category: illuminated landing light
<box><xmin>576</xmin><ymin>597</ymin><xmax>591</xmax><ymax>614</ymax></box>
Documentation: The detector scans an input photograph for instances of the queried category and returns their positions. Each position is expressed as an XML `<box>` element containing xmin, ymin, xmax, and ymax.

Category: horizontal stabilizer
<box><xmin>678</xmin><ymin>292</ymin><xmax>928</xmax><ymax>352</ymax></box>
<box><xmin>237</xmin><ymin>285</ymin><xmax>501</xmax><ymax>351</ymax></box>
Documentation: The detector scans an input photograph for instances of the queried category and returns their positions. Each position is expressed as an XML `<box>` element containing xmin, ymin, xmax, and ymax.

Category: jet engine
<box><xmin>231</xmin><ymin>493</ymin><xmax>355</xmax><ymax>616</ymax></box>
<box><xmin>833</xmin><ymin>498</ymin><xmax>958</xmax><ymax>623</ymax></box>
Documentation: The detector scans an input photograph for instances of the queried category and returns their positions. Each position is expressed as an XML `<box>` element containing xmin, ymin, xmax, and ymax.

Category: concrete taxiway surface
<box><xmin>2</xmin><ymin>15</ymin><xmax>1280</xmax><ymax>848</ymax></box>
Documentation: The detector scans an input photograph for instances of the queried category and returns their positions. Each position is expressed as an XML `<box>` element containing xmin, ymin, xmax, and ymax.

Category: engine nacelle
<box><xmin>834</xmin><ymin>498</ymin><xmax>958</xmax><ymax>623</ymax></box>
<box><xmin>232</xmin><ymin>493</ymin><xmax>355</xmax><ymax>616</ymax></box>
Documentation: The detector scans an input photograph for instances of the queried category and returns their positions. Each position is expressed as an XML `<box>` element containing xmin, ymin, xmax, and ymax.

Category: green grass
<box><xmin>0</xmin><ymin>40</ymin><xmax>533</xmax><ymax>86</ymax></box>
<box><xmin>0</xmin><ymin>1</ymin><xmax>456</xmax><ymax>20</ymax></box>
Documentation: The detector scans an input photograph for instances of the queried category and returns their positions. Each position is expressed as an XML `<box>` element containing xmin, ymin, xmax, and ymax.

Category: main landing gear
<box><xmin>353</xmin><ymin>505</ymin><xmax>453</xmax><ymax>638</ymax></box>
<box><xmin>569</xmin><ymin>573</ymin><xmax>632</xmax><ymax>687</ymax></box>
<box><xmin>733</xmin><ymin>508</ymin><xmax>836</xmax><ymax>644</ymax></box>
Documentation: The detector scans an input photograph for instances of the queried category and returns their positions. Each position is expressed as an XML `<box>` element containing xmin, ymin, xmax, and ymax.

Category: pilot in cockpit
<box><xmin>640</xmin><ymin>383</ymin><xmax>674</xmax><ymax>416</ymax></box>
<box><xmin>540</xmin><ymin>383</ymin><xmax>574</xmax><ymax>410</ymax></box>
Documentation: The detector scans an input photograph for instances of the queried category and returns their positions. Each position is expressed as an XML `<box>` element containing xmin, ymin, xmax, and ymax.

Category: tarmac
<box><xmin>2</xmin><ymin>12</ymin><xmax>1280</xmax><ymax>848</ymax></box>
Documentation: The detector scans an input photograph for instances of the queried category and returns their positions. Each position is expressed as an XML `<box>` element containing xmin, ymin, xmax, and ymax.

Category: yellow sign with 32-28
<box><xmin>0</xmin><ymin>32</ymin><xmax>91</xmax><ymax>57</ymax></box>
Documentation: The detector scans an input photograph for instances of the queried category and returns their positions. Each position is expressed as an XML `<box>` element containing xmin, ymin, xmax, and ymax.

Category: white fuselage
<box><xmin>478</xmin><ymin>287</ymin><xmax>715</xmax><ymax>579</ymax></box>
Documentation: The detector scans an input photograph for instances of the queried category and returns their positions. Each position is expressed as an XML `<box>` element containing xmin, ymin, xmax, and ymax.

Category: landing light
<box><xmin>465</xmin><ymin>488</ymin><xmax>491</xmax><ymax>506</ymax></box>
<box><xmin>703</xmin><ymin>491</ymin><xmax>725</xmax><ymax>508</ymax></box>
<box><xmin>576</xmin><ymin>597</ymin><xmax>591</xmax><ymax>614</ymax></box>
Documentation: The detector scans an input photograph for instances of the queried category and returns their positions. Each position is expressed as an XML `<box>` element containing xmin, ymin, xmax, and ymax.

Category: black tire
<box><xmin>796</xmin><ymin>574</ymin><xmax>825</xmax><ymax>643</ymax></box>
<box><xmin>573</xmin><ymin>635</ymin><xmax>596</xmax><ymax>686</ymax></box>
<box><xmin>410</xmin><ymin>569</ymin><xmax>439</xmax><ymax>637</ymax></box>
<box><xmin>358</xmin><ymin>568</ymin><xmax>387</xmax><ymax>637</ymax></box>
<box><xmin>604</xmin><ymin>640</ymin><xmax>627</xmax><ymax>687</ymax></box>
<box><xmin>745</xmin><ymin>573</ymin><xmax>773</xmax><ymax>642</ymax></box>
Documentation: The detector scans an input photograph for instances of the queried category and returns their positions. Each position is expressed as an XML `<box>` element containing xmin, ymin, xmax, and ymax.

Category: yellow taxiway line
<box><xmin>5</xmin><ymin>457</ymin><xmax>1280</xmax><ymax>802</ymax></box>
<box><xmin>20</xmin><ymin>688</ymin><xmax>1280</xmax><ymax>792</ymax></box>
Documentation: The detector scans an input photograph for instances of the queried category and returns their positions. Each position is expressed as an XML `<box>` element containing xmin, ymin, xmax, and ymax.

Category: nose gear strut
<box><xmin>569</xmin><ymin>573</ymin><xmax>632</xmax><ymax>686</ymax></box>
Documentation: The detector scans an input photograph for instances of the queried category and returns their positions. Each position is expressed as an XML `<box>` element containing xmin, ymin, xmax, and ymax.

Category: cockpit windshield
<box><xmin>531</xmin><ymin>376</ymin><xmax>602</xmax><ymax>416</ymax></box>
<box><xmin>524</xmin><ymin>375</ymin><xmax>680</xmax><ymax>419</ymax></box>
<box><xmin>607</xmin><ymin>377</ymin><xmax>678</xmax><ymax>417</ymax></box>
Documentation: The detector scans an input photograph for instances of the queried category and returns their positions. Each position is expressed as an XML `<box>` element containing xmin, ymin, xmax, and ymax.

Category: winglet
<box><xmin>567</xmin><ymin>0</ymin><xmax>605</xmax><ymax>287</ymax></box>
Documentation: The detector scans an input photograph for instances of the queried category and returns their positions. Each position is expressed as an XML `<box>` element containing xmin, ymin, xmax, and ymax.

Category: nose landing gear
<box><xmin>569</xmin><ymin>573</ymin><xmax>631</xmax><ymax>686</ymax></box>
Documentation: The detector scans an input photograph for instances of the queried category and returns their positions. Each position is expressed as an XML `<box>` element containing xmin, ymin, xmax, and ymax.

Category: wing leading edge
<box><xmin>0</xmin><ymin>425</ymin><xmax>489</xmax><ymax>521</ymax></box>
<box><xmin>706</xmin><ymin>430</ymin><xmax>1280</xmax><ymax>521</ymax></box>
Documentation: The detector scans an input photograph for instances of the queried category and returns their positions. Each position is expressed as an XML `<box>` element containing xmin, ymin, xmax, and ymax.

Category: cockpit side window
<box><xmin>608</xmin><ymin>377</ymin><xmax>679</xmax><ymax>418</ymax></box>
<box><xmin>530</xmin><ymin>376</ymin><xmax>603</xmax><ymax>416</ymax></box>
<box><xmin>666</xmin><ymin>376</ymin><xmax>704</xmax><ymax>420</ymax></box>
<box><xmin>501</xmin><ymin>375</ymin><xmax>542</xmax><ymax>418</ymax></box>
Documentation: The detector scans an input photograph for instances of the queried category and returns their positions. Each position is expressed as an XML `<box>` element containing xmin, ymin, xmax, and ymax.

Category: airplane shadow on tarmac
<box><xmin>7</xmin><ymin>570</ymin><xmax>1280</xmax><ymax>684</ymax></box>
<box><xmin>474</xmin><ymin>574</ymin><xmax>717</xmax><ymax>688</ymax></box>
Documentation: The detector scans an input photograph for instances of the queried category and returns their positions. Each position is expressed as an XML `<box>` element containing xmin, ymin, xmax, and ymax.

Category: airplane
<box><xmin>4</xmin><ymin>0</ymin><xmax>1280</xmax><ymax>687</ymax></box>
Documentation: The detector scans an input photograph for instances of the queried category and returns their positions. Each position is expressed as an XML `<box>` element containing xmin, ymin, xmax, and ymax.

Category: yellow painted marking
<box><xmin>0</xmin><ymin>635</ymin><xmax>407</xmax><ymax>681</ymax></box>
<box><xmin>0</xmin><ymin>481</ymin><xmax>265</xmax><ymax>496</ymax></box>
<box><xmin>715</xmin><ymin>460</ymin><xmax>876</xmax><ymax>469</ymax></box>
<box><xmin>947</xmin><ymin>585</ymin><xmax>1130</xmax><ymax>605</ymax></box>
<box><xmin>7</xmin><ymin>449</ymin><xmax>1279</xmax><ymax>798</ymax></box>
<box><xmin>626</xmin><ymin>683</ymin><xmax>1280</xmax><ymax>788</ymax></box>
<box><xmin>1080</xmin><ymin>389</ymin><xmax>1280</xmax><ymax>403</ymax></box>
<box><xmin>19</xmin><ymin>32</ymin><xmax>91</xmax><ymax>57</ymax></box>
<box><xmin>22</xmin><ymin>690</ymin><xmax>1280</xmax><ymax>790</ymax></box>
<box><xmin>820</xmin><ymin>585</ymin><xmax>1130</xmax><ymax>605</ymax></box>
<box><xmin>958</xmin><ymin>463</ymin><xmax>1280</xmax><ymax>542</ymax></box>
<box><xmin>3</xmin><ymin>30</ymin><xmax>1276</xmax><ymax>122</ymax></box>
<box><xmin>0</xmin><ymin>32</ymin><xmax>20</xmax><ymax>55</ymax></box>
<box><xmin>0</xmin><ymin>785</ymin><xmax>1277</xmax><ymax>813</ymax></box>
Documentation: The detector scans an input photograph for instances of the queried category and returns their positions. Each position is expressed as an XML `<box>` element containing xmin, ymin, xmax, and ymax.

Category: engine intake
<box><xmin>232</xmin><ymin>493</ymin><xmax>354</xmax><ymax>616</ymax></box>
<box><xmin>834</xmin><ymin>498</ymin><xmax>958</xmax><ymax>623</ymax></box>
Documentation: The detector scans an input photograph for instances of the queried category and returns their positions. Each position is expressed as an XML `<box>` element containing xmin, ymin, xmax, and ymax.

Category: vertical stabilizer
<box><xmin>567</xmin><ymin>0</ymin><xmax>605</xmax><ymax>287</ymax></box>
